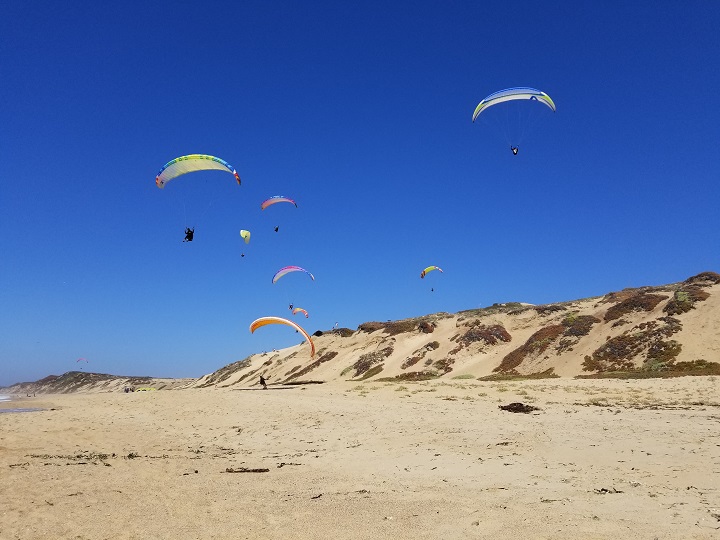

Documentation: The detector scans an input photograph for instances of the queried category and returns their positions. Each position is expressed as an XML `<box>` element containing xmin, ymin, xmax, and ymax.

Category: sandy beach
<box><xmin>2</xmin><ymin>378</ymin><xmax>719</xmax><ymax>539</ymax></box>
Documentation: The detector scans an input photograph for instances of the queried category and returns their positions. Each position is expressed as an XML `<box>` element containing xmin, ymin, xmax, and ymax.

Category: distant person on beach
<box><xmin>511</xmin><ymin>146</ymin><xmax>519</xmax><ymax>155</ymax></box>
<box><xmin>259</xmin><ymin>375</ymin><xmax>268</xmax><ymax>390</ymax></box>
<box><xmin>183</xmin><ymin>227</ymin><xmax>194</xmax><ymax>242</ymax></box>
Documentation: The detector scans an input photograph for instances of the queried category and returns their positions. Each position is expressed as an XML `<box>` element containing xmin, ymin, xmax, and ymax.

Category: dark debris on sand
<box><xmin>498</xmin><ymin>402</ymin><xmax>540</xmax><ymax>414</ymax></box>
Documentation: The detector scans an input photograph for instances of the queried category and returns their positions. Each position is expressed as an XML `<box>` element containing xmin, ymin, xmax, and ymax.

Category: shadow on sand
<box><xmin>232</xmin><ymin>387</ymin><xmax>297</xmax><ymax>391</ymax></box>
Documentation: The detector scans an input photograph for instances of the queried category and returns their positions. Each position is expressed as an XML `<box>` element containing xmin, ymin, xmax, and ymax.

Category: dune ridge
<box><xmin>4</xmin><ymin>271</ymin><xmax>719</xmax><ymax>395</ymax></box>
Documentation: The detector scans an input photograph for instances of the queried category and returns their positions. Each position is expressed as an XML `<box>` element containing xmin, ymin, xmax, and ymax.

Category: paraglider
<box><xmin>420</xmin><ymin>266</ymin><xmax>443</xmax><ymax>279</ymax></box>
<box><xmin>249</xmin><ymin>316</ymin><xmax>315</xmax><ymax>357</ymax></box>
<box><xmin>260</xmin><ymin>196</ymin><xmax>297</xmax><ymax>211</ymax></box>
<box><xmin>261</xmin><ymin>197</ymin><xmax>297</xmax><ymax>234</ymax></box>
<box><xmin>472</xmin><ymin>87</ymin><xmax>556</xmax><ymax>153</ymax></box>
<box><xmin>271</xmin><ymin>266</ymin><xmax>315</xmax><ymax>284</ymax></box>
<box><xmin>155</xmin><ymin>154</ymin><xmax>241</xmax><ymax>188</ymax></box>
<box><xmin>240</xmin><ymin>230</ymin><xmax>251</xmax><ymax>244</ymax></box>
<box><xmin>156</xmin><ymin>155</ymin><xmax>241</xmax><ymax>239</ymax></box>
<box><xmin>292</xmin><ymin>307</ymin><xmax>309</xmax><ymax>318</ymax></box>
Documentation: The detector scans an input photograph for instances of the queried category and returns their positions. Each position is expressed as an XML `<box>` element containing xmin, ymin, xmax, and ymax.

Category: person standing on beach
<box><xmin>259</xmin><ymin>375</ymin><xmax>268</xmax><ymax>390</ymax></box>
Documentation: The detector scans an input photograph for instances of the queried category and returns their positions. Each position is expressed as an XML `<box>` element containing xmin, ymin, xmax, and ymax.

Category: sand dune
<box><xmin>194</xmin><ymin>271</ymin><xmax>720</xmax><ymax>389</ymax></box>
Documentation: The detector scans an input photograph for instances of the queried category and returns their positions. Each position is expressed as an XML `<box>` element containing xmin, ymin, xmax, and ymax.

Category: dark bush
<box><xmin>418</xmin><ymin>321</ymin><xmax>435</xmax><ymax>333</ymax></box>
<box><xmin>534</xmin><ymin>304</ymin><xmax>566</xmax><ymax>315</ymax></box>
<box><xmin>604</xmin><ymin>293</ymin><xmax>668</xmax><ymax>322</ymax></box>
<box><xmin>479</xmin><ymin>368</ymin><xmax>559</xmax><ymax>381</ymax></box>
<box><xmin>285</xmin><ymin>351</ymin><xmax>338</xmax><ymax>381</ymax></box>
<box><xmin>378</xmin><ymin>371</ymin><xmax>439</xmax><ymax>382</ymax></box>
<box><xmin>432</xmin><ymin>358</ymin><xmax>454</xmax><ymax>374</ymax></box>
<box><xmin>351</xmin><ymin>347</ymin><xmax>393</xmax><ymax>377</ymax></box>
<box><xmin>384</xmin><ymin>320</ymin><xmax>418</xmax><ymax>336</ymax></box>
<box><xmin>356</xmin><ymin>364</ymin><xmax>384</xmax><ymax>380</ymax></box>
<box><xmin>461</xmin><ymin>324</ymin><xmax>512</xmax><ymax>346</ymax></box>
<box><xmin>358</xmin><ymin>322</ymin><xmax>386</xmax><ymax>333</ymax></box>
<box><xmin>684</xmin><ymin>271</ymin><xmax>720</xmax><ymax>286</ymax></box>
<box><xmin>664</xmin><ymin>286</ymin><xmax>711</xmax><ymax>315</ymax></box>
<box><xmin>562</xmin><ymin>314</ymin><xmax>600</xmax><ymax>337</ymax></box>
<box><xmin>401</xmin><ymin>356</ymin><xmax>422</xmax><ymax>370</ymax></box>
<box><xmin>335</xmin><ymin>328</ymin><xmax>355</xmax><ymax>337</ymax></box>
<box><xmin>494</xmin><ymin>325</ymin><xmax>564</xmax><ymax>373</ymax></box>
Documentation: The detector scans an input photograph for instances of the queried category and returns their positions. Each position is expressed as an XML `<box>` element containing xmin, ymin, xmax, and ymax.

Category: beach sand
<box><xmin>1</xmin><ymin>378</ymin><xmax>719</xmax><ymax>539</ymax></box>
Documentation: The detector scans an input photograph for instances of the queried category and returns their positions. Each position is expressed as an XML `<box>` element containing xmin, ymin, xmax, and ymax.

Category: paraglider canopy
<box><xmin>249</xmin><ymin>316</ymin><xmax>315</xmax><ymax>357</ymax></box>
<box><xmin>272</xmin><ymin>266</ymin><xmax>315</xmax><ymax>284</ymax></box>
<box><xmin>260</xmin><ymin>196</ymin><xmax>297</xmax><ymax>210</ymax></box>
<box><xmin>292</xmin><ymin>307</ymin><xmax>309</xmax><ymax>318</ymax></box>
<box><xmin>240</xmin><ymin>230</ymin><xmax>251</xmax><ymax>244</ymax></box>
<box><xmin>155</xmin><ymin>154</ymin><xmax>241</xmax><ymax>188</ymax></box>
<box><xmin>472</xmin><ymin>87</ymin><xmax>556</xmax><ymax>122</ymax></box>
<box><xmin>420</xmin><ymin>266</ymin><xmax>443</xmax><ymax>279</ymax></box>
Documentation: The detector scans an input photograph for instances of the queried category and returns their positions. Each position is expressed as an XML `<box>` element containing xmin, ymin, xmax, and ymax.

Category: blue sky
<box><xmin>2</xmin><ymin>0</ymin><xmax>719</xmax><ymax>386</ymax></box>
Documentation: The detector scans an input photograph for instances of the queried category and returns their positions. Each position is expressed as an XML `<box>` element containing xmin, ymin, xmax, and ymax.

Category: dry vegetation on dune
<box><xmin>494</xmin><ymin>324</ymin><xmax>564</xmax><ymax>373</ymax></box>
<box><xmin>663</xmin><ymin>283</ymin><xmax>712</xmax><ymax>315</ymax></box>
<box><xmin>401</xmin><ymin>341</ymin><xmax>440</xmax><ymax>370</ymax></box>
<box><xmin>583</xmin><ymin>316</ymin><xmax>683</xmax><ymax>372</ymax></box>
<box><xmin>283</xmin><ymin>351</ymin><xmax>338</xmax><ymax>382</ymax></box>
<box><xmin>478</xmin><ymin>368</ymin><xmax>559</xmax><ymax>381</ymax></box>
<box><xmin>603</xmin><ymin>292</ymin><xmax>669</xmax><ymax>322</ymax></box>
<box><xmin>576</xmin><ymin>271</ymin><xmax>720</xmax><ymax>378</ymax></box>
<box><xmin>348</xmin><ymin>347</ymin><xmax>394</xmax><ymax>378</ymax></box>
<box><xmin>196</xmin><ymin>358</ymin><xmax>252</xmax><ymax>387</ymax></box>
<box><xmin>357</xmin><ymin>314</ymin><xmax>451</xmax><ymax>337</ymax></box>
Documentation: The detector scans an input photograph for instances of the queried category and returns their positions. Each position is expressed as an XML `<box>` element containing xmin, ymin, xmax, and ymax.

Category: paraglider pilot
<box><xmin>259</xmin><ymin>375</ymin><xmax>268</xmax><ymax>390</ymax></box>
<box><xmin>511</xmin><ymin>146</ymin><xmax>519</xmax><ymax>155</ymax></box>
<box><xmin>183</xmin><ymin>227</ymin><xmax>194</xmax><ymax>242</ymax></box>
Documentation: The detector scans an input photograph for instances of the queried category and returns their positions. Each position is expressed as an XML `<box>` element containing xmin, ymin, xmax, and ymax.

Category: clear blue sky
<box><xmin>2</xmin><ymin>0</ymin><xmax>719</xmax><ymax>386</ymax></box>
